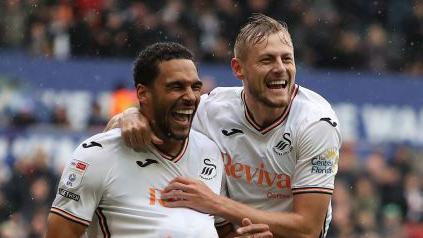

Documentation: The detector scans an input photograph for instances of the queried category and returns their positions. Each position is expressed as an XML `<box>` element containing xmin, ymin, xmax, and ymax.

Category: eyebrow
<box><xmin>193</xmin><ymin>81</ymin><xmax>203</xmax><ymax>86</ymax></box>
<box><xmin>166</xmin><ymin>79</ymin><xmax>203</xmax><ymax>87</ymax></box>
<box><xmin>259</xmin><ymin>52</ymin><xmax>293</xmax><ymax>58</ymax></box>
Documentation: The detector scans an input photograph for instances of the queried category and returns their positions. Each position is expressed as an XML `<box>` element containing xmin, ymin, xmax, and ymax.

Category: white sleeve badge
<box><xmin>63</xmin><ymin>159</ymin><xmax>89</xmax><ymax>189</ymax></box>
<box><xmin>310</xmin><ymin>148</ymin><xmax>339</xmax><ymax>174</ymax></box>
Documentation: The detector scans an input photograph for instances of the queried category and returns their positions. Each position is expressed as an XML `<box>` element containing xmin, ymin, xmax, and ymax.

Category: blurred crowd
<box><xmin>0</xmin><ymin>136</ymin><xmax>422</xmax><ymax>237</ymax></box>
<box><xmin>0</xmin><ymin>148</ymin><xmax>58</xmax><ymax>238</ymax></box>
<box><xmin>330</xmin><ymin>143</ymin><xmax>423</xmax><ymax>238</ymax></box>
<box><xmin>0</xmin><ymin>0</ymin><xmax>422</xmax><ymax>237</ymax></box>
<box><xmin>0</xmin><ymin>83</ymin><xmax>422</xmax><ymax>238</ymax></box>
<box><xmin>0</xmin><ymin>0</ymin><xmax>422</xmax><ymax>75</ymax></box>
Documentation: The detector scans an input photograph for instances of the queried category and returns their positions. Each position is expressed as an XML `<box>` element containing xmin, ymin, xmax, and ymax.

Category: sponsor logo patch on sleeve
<box><xmin>58</xmin><ymin>188</ymin><xmax>80</xmax><ymax>201</ymax></box>
<box><xmin>63</xmin><ymin>159</ymin><xmax>89</xmax><ymax>189</ymax></box>
<box><xmin>76</xmin><ymin>162</ymin><xmax>87</xmax><ymax>170</ymax></box>
<box><xmin>310</xmin><ymin>148</ymin><xmax>339</xmax><ymax>174</ymax></box>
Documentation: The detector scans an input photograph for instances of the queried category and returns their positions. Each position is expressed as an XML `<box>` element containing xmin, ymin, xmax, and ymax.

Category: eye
<box><xmin>192</xmin><ymin>82</ymin><xmax>203</xmax><ymax>92</ymax></box>
<box><xmin>167</xmin><ymin>82</ymin><xmax>183</xmax><ymax>90</ymax></box>
<box><xmin>283</xmin><ymin>56</ymin><xmax>293</xmax><ymax>63</ymax></box>
<box><xmin>260</xmin><ymin>58</ymin><xmax>271</xmax><ymax>63</ymax></box>
<box><xmin>260</xmin><ymin>58</ymin><xmax>272</xmax><ymax>64</ymax></box>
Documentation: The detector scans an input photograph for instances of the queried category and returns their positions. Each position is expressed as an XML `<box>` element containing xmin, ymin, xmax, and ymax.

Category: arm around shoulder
<box><xmin>104</xmin><ymin>106</ymin><xmax>141</xmax><ymax>132</ymax></box>
<box><xmin>105</xmin><ymin>107</ymin><xmax>163</xmax><ymax>149</ymax></box>
<box><xmin>104</xmin><ymin>112</ymin><xmax>122</xmax><ymax>132</ymax></box>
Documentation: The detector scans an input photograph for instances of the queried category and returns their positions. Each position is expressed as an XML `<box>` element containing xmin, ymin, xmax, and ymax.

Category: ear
<box><xmin>231</xmin><ymin>57</ymin><xmax>245</xmax><ymax>81</ymax></box>
<box><xmin>136</xmin><ymin>84</ymin><xmax>150</xmax><ymax>104</ymax></box>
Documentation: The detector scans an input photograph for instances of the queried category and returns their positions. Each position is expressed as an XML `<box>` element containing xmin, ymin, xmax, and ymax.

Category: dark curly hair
<box><xmin>133</xmin><ymin>42</ymin><xmax>195</xmax><ymax>87</ymax></box>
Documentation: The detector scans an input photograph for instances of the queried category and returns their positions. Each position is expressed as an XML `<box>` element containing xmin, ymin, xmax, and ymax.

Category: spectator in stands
<box><xmin>28</xmin><ymin>207</ymin><xmax>49</xmax><ymax>238</ymax></box>
<box><xmin>403</xmin><ymin>172</ymin><xmax>422</xmax><ymax>223</ymax></box>
<box><xmin>10</xmin><ymin>109</ymin><xmax>38</xmax><ymax>128</ymax></box>
<box><xmin>0</xmin><ymin>213</ymin><xmax>27</xmax><ymax>238</ymax></box>
<box><xmin>109</xmin><ymin>82</ymin><xmax>137</xmax><ymax>117</ymax></box>
<box><xmin>87</xmin><ymin>101</ymin><xmax>107</xmax><ymax>128</ymax></box>
<box><xmin>0</xmin><ymin>190</ymin><xmax>10</xmax><ymax>223</ymax></box>
<box><xmin>50</xmin><ymin>105</ymin><xmax>70</xmax><ymax>128</ymax></box>
<box><xmin>0</xmin><ymin>0</ymin><xmax>420</xmax><ymax>75</ymax></box>
<box><xmin>0</xmin><ymin>1</ymin><xmax>422</xmax><ymax>237</ymax></box>
<box><xmin>0</xmin><ymin>0</ymin><xmax>26</xmax><ymax>48</ymax></box>
<box><xmin>381</xmin><ymin>203</ymin><xmax>407</xmax><ymax>237</ymax></box>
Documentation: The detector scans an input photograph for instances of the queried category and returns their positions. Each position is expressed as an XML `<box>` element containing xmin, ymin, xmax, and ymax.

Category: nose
<box><xmin>273</xmin><ymin>57</ymin><xmax>286</xmax><ymax>73</ymax></box>
<box><xmin>182</xmin><ymin>87</ymin><xmax>196</xmax><ymax>103</ymax></box>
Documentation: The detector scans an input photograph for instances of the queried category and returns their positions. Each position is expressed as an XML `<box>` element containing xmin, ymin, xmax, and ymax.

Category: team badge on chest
<box><xmin>273</xmin><ymin>133</ymin><xmax>293</xmax><ymax>156</ymax></box>
<box><xmin>199</xmin><ymin>158</ymin><xmax>217</xmax><ymax>180</ymax></box>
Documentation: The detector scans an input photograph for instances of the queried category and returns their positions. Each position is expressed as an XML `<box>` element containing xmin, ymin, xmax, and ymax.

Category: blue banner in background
<box><xmin>1</xmin><ymin>51</ymin><xmax>423</xmax><ymax>146</ymax></box>
<box><xmin>1</xmin><ymin>51</ymin><xmax>422</xmax><ymax>106</ymax></box>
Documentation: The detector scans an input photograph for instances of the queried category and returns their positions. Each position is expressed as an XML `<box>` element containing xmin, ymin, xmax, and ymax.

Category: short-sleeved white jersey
<box><xmin>193</xmin><ymin>85</ymin><xmax>341</xmax><ymax>237</ymax></box>
<box><xmin>51</xmin><ymin>128</ymin><xmax>223</xmax><ymax>238</ymax></box>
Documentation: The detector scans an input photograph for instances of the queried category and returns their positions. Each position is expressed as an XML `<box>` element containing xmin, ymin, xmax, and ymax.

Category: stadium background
<box><xmin>0</xmin><ymin>0</ymin><xmax>422</xmax><ymax>237</ymax></box>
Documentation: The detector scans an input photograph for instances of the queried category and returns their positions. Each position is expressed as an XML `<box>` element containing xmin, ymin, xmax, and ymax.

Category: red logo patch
<box><xmin>76</xmin><ymin>162</ymin><xmax>87</xmax><ymax>170</ymax></box>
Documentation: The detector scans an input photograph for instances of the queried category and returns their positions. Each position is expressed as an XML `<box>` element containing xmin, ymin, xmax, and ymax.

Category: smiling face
<box><xmin>138</xmin><ymin>59</ymin><xmax>202</xmax><ymax>140</ymax></box>
<box><xmin>233</xmin><ymin>31</ymin><xmax>296</xmax><ymax>109</ymax></box>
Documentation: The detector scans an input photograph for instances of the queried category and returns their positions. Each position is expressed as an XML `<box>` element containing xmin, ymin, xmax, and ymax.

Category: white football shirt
<box><xmin>193</xmin><ymin>85</ymin><xmax>341</xmax><ymax>237</ymax></box>
<box><xmin>51</xmin><ymin>128</ymin><xmax>223</xmax><ymax>238</ymax></box>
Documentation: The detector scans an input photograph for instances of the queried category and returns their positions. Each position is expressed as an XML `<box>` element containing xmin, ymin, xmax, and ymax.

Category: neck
<box><xmin>141</xmin><ymin>108</ymin><xmax>186</xmax><ymax>158</ymax></box>
<box><xmin>148</xmin><ymin>118</ymin><xmax>185</xmax><ymax>158</ymax></box>
<box><xmin>244</xmin><ymin>92</ymin><xmax>286</xmax><ymax>128</ymax></box>
<box><xmin>154</xmin><ymin>138</ymin><xmax>185</xmax><ymax>158</ymax></box>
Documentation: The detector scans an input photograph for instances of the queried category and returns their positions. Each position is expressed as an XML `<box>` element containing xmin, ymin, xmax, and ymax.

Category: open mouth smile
<box><xmin>171</xmin><ymin>108</ymin><xmax>194</xmax><ymax>125</ymax></box>
<box><xmin>266</xmin><ymin>79</ymin><xmax>288</xmax><ymax>89</ymax></box>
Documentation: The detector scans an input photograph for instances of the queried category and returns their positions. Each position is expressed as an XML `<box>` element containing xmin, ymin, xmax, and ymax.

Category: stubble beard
<box><xmin>156</xmin><ymin>119</ymin><xmax>189</xmax><ymax>141</ymax></box>
<box><xmin>248</xmin><ymin>86</ymin><xmax>290</xmax><ymax>109</ymax></box>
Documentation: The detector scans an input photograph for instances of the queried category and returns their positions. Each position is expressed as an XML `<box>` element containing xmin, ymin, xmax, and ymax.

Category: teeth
<box><xmin>175</xmin><ymin>109</ymin><xmax>194</xmax><ymax>115</ymax></box>
<box><xmin>268</xmin><ymin>80</ymin><xmax>287</xmax><ymax>86</ymax></box>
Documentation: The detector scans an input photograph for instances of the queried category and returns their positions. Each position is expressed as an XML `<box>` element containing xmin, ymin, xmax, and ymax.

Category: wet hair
<box><xmin>133</xmin><ymin>42</ymin><xmax>195</xmax><ymax>87</ymax></box>
<box><xmin>234</xmin><ymin>13</ymin><xmax>292</xmax><ymax>60</ymax></box>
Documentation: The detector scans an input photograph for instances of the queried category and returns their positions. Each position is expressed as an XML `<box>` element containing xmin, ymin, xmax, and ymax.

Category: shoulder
<box><xmin>289</xmin><ymin>86</ymin><xmax>339</xmax><ymax>129</ymax></box>
<box><xmin>287</xmin><ymin>86</ymin><xmax>341</xmax><ymax>147</ymax></box>
<box><xmin>72</xmin><ymin>128</ymin><xmax>126</xmax><ymax>164</ymax></box>
<box><xmin>202</xmin><ymin>87</ymin><xmax>243</xmax><ymax>105</ymax></box>
<box><xmin>60</xmin><ymin>129</ymin><xmax>126</xmax><ymax>189</ymax></box>
<box><xmin>198</xmin><ymin>87</ymin><xmax>243</xmax><ymax>121</ymax></box>
<box><xmin>294</xmin><ymin>86</ymin><xmax>336</xmax><ymax>116</ymax></box>
<box><xmin>77</xmin><ymin>128</ymin><xmax>122</xmax><ymax>149</ymax></box>
<box><xmin>189</xmin><ymin>129</ymin><xmax>220</xmax><ymax>152</ymax></box>
<box><xmin>208</xmin><ymin>86</ymin><xmax>243</xmax><ymax>96</ymax></box>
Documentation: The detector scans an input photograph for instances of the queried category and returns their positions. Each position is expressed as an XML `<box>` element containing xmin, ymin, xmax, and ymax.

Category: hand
<box><xmin>120</xmin><ymin>107</ymin><xmax>163</xmax><ymax>150</ymax></box>
<box><xmin>234</xmin><ymin>218</ymin><xmax>273</xmax><ymax>238</ymax></box>
<box><xmin>161</xmin><ymin>177</ymin><xmax>220</xmax><ymax>214</ymax></box>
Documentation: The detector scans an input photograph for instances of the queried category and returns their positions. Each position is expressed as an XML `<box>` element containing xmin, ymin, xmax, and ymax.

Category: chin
<box><xmin>275</xmin><ymin>95</ymin><xmax>290</xmax><ymax>106</ymax></box>
<box><xmin>262</xmin><ymin>97</ymin><xmax>289</xmax><ymax>108</ymax></box>
<box><xmin>170</xmin><ymin>129</ymin><xmax>191</xmax><ymax>140</ymax></box>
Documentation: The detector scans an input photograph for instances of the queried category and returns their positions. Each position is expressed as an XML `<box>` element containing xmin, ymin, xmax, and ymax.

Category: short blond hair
<box><xmin>234</xmin><ymin>14</ymin><xmax>292</xmax><ymax>60</ymax></box>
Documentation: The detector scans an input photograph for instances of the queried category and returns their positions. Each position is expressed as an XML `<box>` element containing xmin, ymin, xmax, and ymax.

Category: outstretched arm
<box><xmin>218</xmin><ymin>193</ymin><xmax>329</xmax><ymax>238</ymax></box>
<box><xmin>162</xmin><ymin>177</ymin><xmax>329</xmax><ymax>238</ymax></box>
